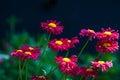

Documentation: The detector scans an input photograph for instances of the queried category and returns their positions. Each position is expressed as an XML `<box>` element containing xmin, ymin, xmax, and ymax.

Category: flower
<box><xmin>56</xmin><ymin>55</ymin><xmax>77</xmax><ymax>75</ymax></box>
<box><xmin>10</xmin><ymin>44</ymin><xmax>41</xmax><ymax>60</ymax></box>
<box><xmin>78</xmin><ymin>67</ymin><xmax>98</xmax><ymax>78</ymax></box>
<box><xmin>96</xmin><ymin>27</ymin><xmax>119</xmax><ymax>40</ymax></box>
<box><xmin>79</xmin><ymin>29</ymin><xmax>96</xmax><ymax>39</ymax></box>
<box><xmin>31</xmin><ymin>75</ymin><xmax>49</xmax><ymax>80</ymax></box>
<box><xmin>91</xmin><ymin>60</ymin><xmax>113</xmax><ymax>72</ymax></box>
<box><xmin>48</xmin><ymin>38</ymin><xmax>69</xmax><ymax>52</ymax></box>
<box><xmin>96</xmin><ymin>40</ymin><xmax>119</xmax><ymax>53</ymax></box>
<box><xmin>40</xmin><ymin>20</ymin><xmax>63</xmax><ymax>35</ymax></box>
<box><xmin>67</xmin><ymin>37</ymin><xmax>79</xmax><ymax>49</ymax></box>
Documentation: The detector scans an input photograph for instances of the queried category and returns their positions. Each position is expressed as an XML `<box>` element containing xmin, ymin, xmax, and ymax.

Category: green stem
<box><xmin>25</xmin><ymin>60</ymin><xmax>28</xmax><ymax>80</ymax></box>
<box><xmin>65</xmin><ymin>50</ymin><xmax>69</xmax><ymax>57</ymax></box>
<box><xmin>78</xmin><ymin>38</ymin><xmax>90</xmax><ymax>58</ymax></box>
<box><xmin>19</xmin><ymin>60</ymin><xmax>22</xmax><ymax>80</ymax></box>
<box><xmin>91</xmin><ymin>77</ymin><xmax>95</xmax><ymax>80</ymax></box>
<box><xmin>42</xmin><ymin>33</ymin><xmax>51</xmax><ymax>56</ymax></box>
<box><xmin>80</xmin><ymin>76</ymin><xmax>83</xmax><ymax>80</ymax></box>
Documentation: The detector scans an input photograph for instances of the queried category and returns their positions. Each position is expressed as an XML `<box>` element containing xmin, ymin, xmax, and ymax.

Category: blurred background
<box><xmin>0</xmin><ymin>0</ymin><xmax>120</xmax><ymax>80</ymax></box>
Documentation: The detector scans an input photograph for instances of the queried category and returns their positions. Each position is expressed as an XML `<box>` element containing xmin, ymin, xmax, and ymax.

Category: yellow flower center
<box><xmin>63</xmin><ymin>58</ymin><xmax>70</xmax><ymax>62</ymax></box>
<box><xmin>38</xmin><ymin>76</ymin><xmax>45</xmax><ymax>79</ymax></box>
<box><xmin>88</xmin><ymin>29</ymin><xmax>95</xmax><ymax>33</ymax></box>
<box><xmin>98</xmin><ymin>61</ymin><xmax>105</xmax><ymax>64</ymax></box>
<box><xmin>68</xmin><ymin>40</ymin><xmax>71</xmax><ymax>43</ymax></box>
<box><xmin>103</xmin><ymin>43</ymin><xmax>111</xmax><ymax>47</ymax></box>
<box><xmin>55</xmin><ymin>40</ymin><xmax>63</xmax><ymax>45</ymax></box>
<box><xmin>25</xmin><ymin>51</ymin><xmax>32</xmax><ymax>55</ymax></box>
<box><xmin>104</xmin><ymin>31</ymin><xmax>112</xmax><ymax>35</ymax></box>
<box><xmin>16</xmin><ymin>50</ymin><xmax>23</xmax><ymax>53</ymax></box>
<box><xmin>86</xmin><ymin>68</ymin><xmax>93</xmax><ymax>72</ymax></box>
<box><xmin>48</xmin><ymin>23</ymin><xmax>56</xmax><ymax>28</ymax></box>
<box><xmin>29</xmin><ymin>47</ymin><xmax>34</xmax><ymax>50</ymax></box>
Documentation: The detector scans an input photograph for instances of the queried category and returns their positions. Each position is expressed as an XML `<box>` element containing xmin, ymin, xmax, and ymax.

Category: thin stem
<box><xmin>19</xmin><ymin>60</ymin><xmax>22</xmax><ymax>80</ymax></box>
<box><xmin>80</xmin><ymin>76</ymin><xmax>84</xmax><ymax>80</ymax></box>
<box><xmin>78</xmin><ymin>38</ymin><xmax>90</xmax><ymax>58</ymax></box>
<box><xmin>65</xmin><ymin>50</ymin><xmax>69</xmax><ymax>57</ymax></box>
<box><xmin>42</xmin><ymin>33</ymin><xmax>51</xmax><ymax>56</ymax></box>
<box><xmin>25</xmin><ymin>60</ymin><xmax>28</xmax><ymax>80</ymax></box>
<box><xmin>91</xmin><ymin>77</ymin><xmax>95</xmax><ymax>80</ymax></box>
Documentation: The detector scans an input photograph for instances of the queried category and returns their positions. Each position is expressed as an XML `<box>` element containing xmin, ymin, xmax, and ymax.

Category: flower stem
<box><xmin>42</xmin><ymin>33</ymin><xmax>51</xmax><ymax>56</ymax></box>
<box><xmin>80</xmin><ymin>76</ymin><xmax>83</xmax><ymax>80</ymax></box>
<box><xmin>65</xmin><ymin>50</ymin><xmax>69</xmax><ymax>57</ymax></box>
<box><xmin>78</xmin><ymin>38</ymin><xmax>90</xmax><ymax>58</ymax></box>
<box><xmin>91</xmin><ymin>77</ymin><xmax>95</xmax><ymax>80</ymax></box>
<box><xmin>19</xmin><ymin>60</ymin><xmax>22</xmax><ymax>80</ymax></box>
<box><xmin>25</xmin><ymin>60</ymin><xmax>28</xmax><ymax>80</ymax></box>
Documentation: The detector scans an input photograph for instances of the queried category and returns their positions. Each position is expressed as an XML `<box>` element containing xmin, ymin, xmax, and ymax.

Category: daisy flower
<box><xmin>96</xmin><ymin>27</ymin><xmax>119</xmax><ymax>40</ymax></box>
<box><xmin>10</xmin><ymin>44</ymin><xmax>41</xmax><ymax>60</ymax></box>
<box><xmin>79</xmin><ymin>29</ymin><xmax>96</xmax><ymax>40</ymax></box>
<box><xmin>40</xmin><ymin>20</ymin><xmax>63</xmax><ymax>35</ymax></box>
<box><xmin>96</xmin><ymin>40</ymin><xmax>119</xmax><ymax>53</ymax></box>
<box><xmin>48</xmin><ymin>38</ymin><xmax>69</xmax><ymax>52</ymax></box>
<box><xmin>31</xmin><ymin>75</ymin><xmax>49</xmax><ymax>80</ymax></box>
<box><xmin>78</xmin><ymin>67</ymin><xmax>98</xmax><ymax>78</ymax></box>
<box><xmin>67</xmin><ymin>36</ymin><xmax>79</xmax><ymax>49</ymax></box>
<box><xmin>91</xmin><ymin>60</ymin><xmax>113</xmax><ymax>72</ymax></box>
<box><xmin>56</xmin><ymin>55</ymin><xmax>77</xmax><ymax>75</ymax></box>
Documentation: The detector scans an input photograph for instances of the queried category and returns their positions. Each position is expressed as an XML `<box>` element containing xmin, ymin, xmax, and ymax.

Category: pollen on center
<box><xmin>104</xmin><ymin>31</ymin><xmax>112</xmax><ymax>35</ymax></box>
<box><xmin>86</xmin><ymin>68</ymin><xmax>93</xmax><ymax>72</ymax></box>
<box><xmin>29</xmin><ymin>47</ymin><xmax>34</xmax><ymax>50</ymax></box>
<box><xmin>48</xmin><ymin>23</ymin><xmax>56</xmax><ymax>28</ymax></box>
<box><xmin>68</xmin><ymin>40</ymin><xmax>71</xmax><ymax>43</ymax></box>
<box><xmin>88</xmin><ymin>29</ymin><xmax>95</xmax><ymax>33</ymax></box>
<box><xmin>25</xmin><ymin>51</ymin><xmax>32</xmax><ymax>55</ymax></box>
<box><xmin>103</xmin><ymin>43</ymin><xmax>111</xmax><ymax>47</ymax></box>
<box><xmin>55</xmin><ymin>40</ymin><xmax>63</xmax><ymax>45</ymax></box>
<box><xmin>63</xmin><ymin>58</ymin><xmax>70</xmax><ymax>62</ymax></box>
<box><xmin>16</xmin><ymin>50</ymin><xmax>23</xmax><ymax>53</ymax></box>
<box><xmin>98</xmin><ymin>61</ymin><xmax>105</xmax><ymax>64</ymax></box>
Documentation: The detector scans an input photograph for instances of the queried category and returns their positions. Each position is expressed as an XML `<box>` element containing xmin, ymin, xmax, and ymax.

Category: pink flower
<box><xmin>91</xmin><ymin>60</ymin><xmax>113</xmax><ymax>72</ymax></box>
<box><xmin>78</xmin><ymin>67</ymin><xmax>98</xmax><ymax>78</ymax></box>
<box><xmin>48</xmin><ymin>38</ymin><xmax>69</xmax><ymax>52</ymax></box>
<box><xmin>79</xmin><ymin>29</ymin><xmax>96</xmax><ymax>40</ymax></box>
<box><xmin>67</xmin><ymin>36</ymin><xmax>79</xmax><ymax>49</ymax></box>
<box><xmin>96</xmin><ymin>27</ymin><xmax>119</xmax><ymax>40</ymax></box>
<box><xmin>10</xmin><ymin>44</ymin><xmax>41</xmax><ymax>60</ymax></box>
<box><xmin>40</xmin><ymin>20</ymin><xmax>64</xmax><ymax>35</ymax></box>
<box><xmin>56</xmin><ymin>55</ymin><xmax>77</xmax><ymax>75</ymax></box>
<box><xmin>96</xmin><ymin>40</ymin><xmax>119</xmax><ymax>53</ymax></box>
<box><xmin>31</xmin><ymin>75</ymin><xmax>49</xmax><ymax>80</ymax></box>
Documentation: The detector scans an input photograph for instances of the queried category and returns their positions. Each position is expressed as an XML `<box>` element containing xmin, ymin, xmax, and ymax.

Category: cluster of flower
<box><xmin>10</xmin><ymin>20</ymin><xmax>119</xmax><ymax>80</ymax></box>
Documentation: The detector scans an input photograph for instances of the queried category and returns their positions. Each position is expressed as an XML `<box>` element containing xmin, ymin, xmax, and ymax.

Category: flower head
<box><xmin>79</xmin><ymin>29</ymin><xmax>96</xmax><ymax>40</ymax></box>
<box><xmin>67</xmin><ymin>37</ymin><xmax>79</xmax><ymax>48</ymax></box>
<box><xmin>10</xmin><ymin>44</ymin><xmax>41</xmax><ymax>60</ymax></box>
<box><xmin>31</xmin><ymin>75</ymin><xmax>49</xmax><ymax>80</ymax></box>
<box><xmin>56</xmin><ymin>55</ymin><xmax>77</xmax><ymax>75</ymax></box>
<box><xmin>48</xmin><ymin>38</ymin><xmax>69</xmax><ymax>52</ymax></box>
<box><xmin>96</xmin><ymin>40</ymin><xmax>119</xmax><ymax>53</ymax></box>
<box><xmin>91</xmin><ymin>60</ymin><xmax>113</xmax><ymax>72</ymax></box>
<box><xmin>40</xmin><ymin>20</ymin><xmax>63</xmax><ymax>35</ymax></box>
<box><xmin>96</xmin><ymin>27</ymin><xmax>119</xmax><ymax>40</ymax></box>
<box><xmin>78</xmin><ymin>67</ymin><xmax>98</xmax><ymax>78</ymax></box>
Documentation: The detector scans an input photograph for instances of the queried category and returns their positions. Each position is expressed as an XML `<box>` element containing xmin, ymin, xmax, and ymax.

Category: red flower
<box><xmin>56</xmin><ymin>55</ymin><xmax>77</xmax><ymax>75</ymax></box>
<box><xmin>31</xmin><ymin>75</ymin><xmax>49</xmax><ymax>80</ymax></box>
<box><xmin>48</xmin><ymin>38</ymin><xmax>69</xmax><ymax>52</ymax></box>
<box><xmin>40</xmin><ymin>20</ymin><xmax>63</xmax><ymax>35</ymax></box>
<box><xmin>79</xmin><ymin>29</ymin><xmax>96</xmax><ymax>40</ymax></box>
<box><xmin>91</xmin><ymin>60</ymin><xmax>113</xmax><ymax>72</ymax></box>
<box><xmin>78</xmin><ymin>67</ymin><xmax>98</xmax><ymax>78</ymax></box>
<box><xmin>67</xmin><ymin>37</ymin><xmax>79</xmax><ymax>49</ymax></box>
<box><xmin>96</xmin><ymin>27</ymin><xmax>119</xmax><ymax>40</ymax></box>
<box><xmin>10</xmin><ymin>44</ymin><xmax>41</xmax><ymax>60</ymax></box>
<box><xmin>96</xmin><ymin>40</ymin><xmax>119</xmax><ymax>53</ymax></box>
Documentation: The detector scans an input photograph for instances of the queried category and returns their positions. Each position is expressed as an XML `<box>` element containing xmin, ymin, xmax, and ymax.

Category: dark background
<box><xmin>0</xmin><ymin>0</ymin><xmax>120</xmax><ymax>53</ymax></box>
